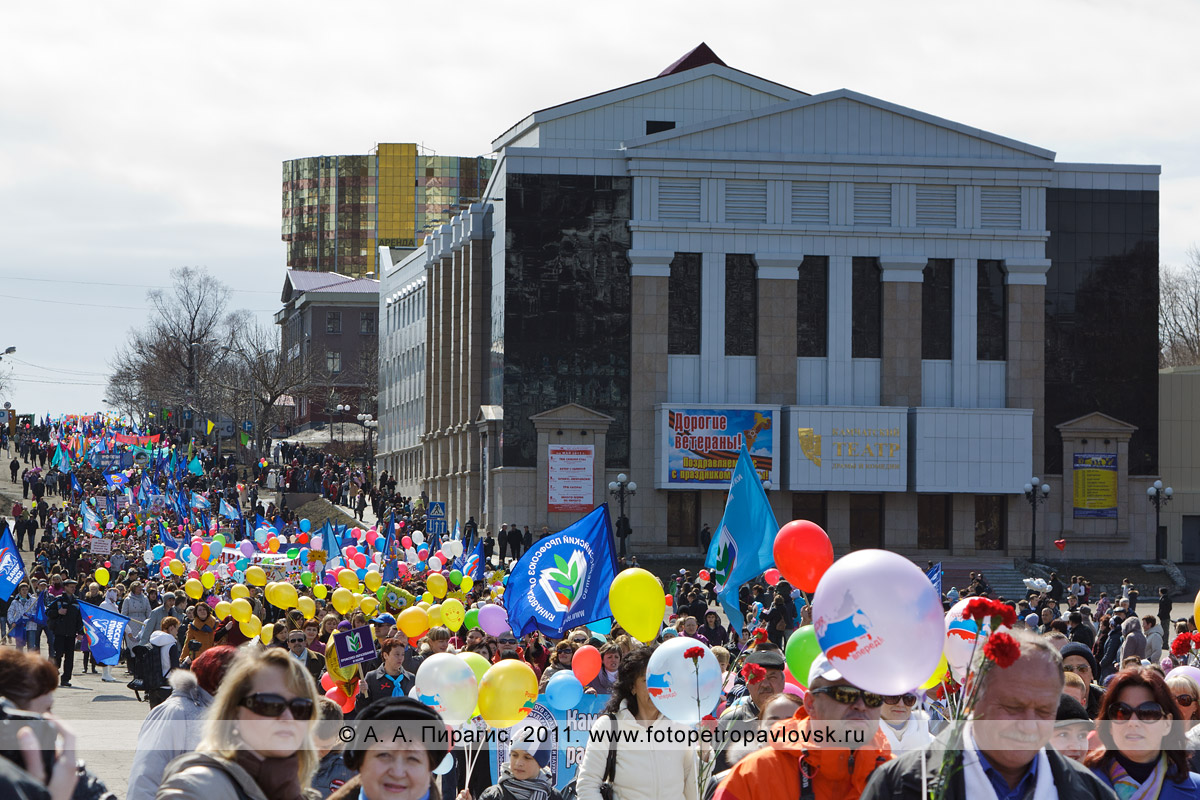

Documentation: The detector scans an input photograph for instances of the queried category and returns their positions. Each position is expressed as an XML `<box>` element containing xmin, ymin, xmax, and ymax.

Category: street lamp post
<box><xmin>356</xmin><ymin>413</ymin><xmax>376</xmax><ymax>473</ymax></box>
<box><xmin>1025</xmin><ymin>477</ymin><xmax>1051</xmax><ymax>561</ymax></box>
<box><xmin>607</xmin><ymin>473</ymin><xmax>637</xmax><ymax>558</ymax></box>
<box><xmin>1148</xmin><ymin>479</ymin><xmax>1174</xmax><ymax>560</ymax></box>
<box><xmin>336</xmin><ymin>403</ymin><xmax>351</xmax><ymax>446</ymax></box>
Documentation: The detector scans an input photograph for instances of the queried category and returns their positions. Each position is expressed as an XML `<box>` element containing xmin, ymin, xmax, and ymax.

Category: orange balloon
<box><xmin>572</xmin><ymin>644</ymin><xmax>601</xmax><ymax>684</ymax></box>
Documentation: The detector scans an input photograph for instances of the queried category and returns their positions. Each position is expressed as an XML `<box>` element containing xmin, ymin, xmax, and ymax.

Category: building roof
<box><xmin>281</xmin><ymin>270</ymin><xmax>378</xmax><ymax>303</ymax></box>
<box><xmin>657</xmin><ymin>42</ymin><xmax>726</xmax><ymax>76</ymax></box>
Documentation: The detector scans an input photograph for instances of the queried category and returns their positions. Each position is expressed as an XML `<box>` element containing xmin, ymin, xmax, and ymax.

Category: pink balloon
<box><xmin>1168</xmin><ymin>665</ymin><xmax>1200</xmax><ymax>687</ymax></box>
<box><xmin>191</xmin><ymin>542</ymin><xmax>203</xmax><ymax>556</ymax></box>
<box><xmin>783</xmin><ymin>682</ymin><xmax>806</xmax><ymax>699</ymax></box>
<box><xmin>764</xmin><ymin>568</ymin><xmax>781</xmax><ymax>586</ymax></box>
<box><xmin>188</xmin><ymin>570</ymin><xmax>200</xmax><ymax>580</ymax></box>
<box><xmin>353</xmin><ymin>553</ymin><xmax>367</xmax><ymax>569</ymax></box>
<box><xmin>366</xmin><ymin>531</ymin><xmax>378</xmax><ymax>546</ymax></box>
<box><xmin>478</xmin><ymin>604</ymin><xmax>510</xmax><ymax>636</ymax></box>
<box><xmin>402</xmin><ymin>536</ymin><xmax>412</xmax><ymax>549</ymax></box>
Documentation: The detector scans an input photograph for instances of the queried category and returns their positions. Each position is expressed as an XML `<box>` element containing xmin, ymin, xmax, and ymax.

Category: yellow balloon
<box><xmin>184</xmin><ymin>578</ymin><xmax>203</xmax><ymax>599</ymax></box>
<box><xmin>332</xmin><ymin>587</ymin><xmax>354</xmax><ymax>615</ymax></box>
<box><xmin>461</xmin><ymin>577</ymin><xmax>474</xmax><ymax>592</ymax></box>
<box><xmin>169</xmin><ymin>559</ymin><xmax>185</xmax><ymax>576</ymax></box>
<box><xmin>259</xmin><ymin>622</ymin><xmax>275</xmax><ymax>645</ymax></box>
<box><xmin>94</xmin><ymin>568</ymin><xmax>110</xmax><ymax>586</ymax></box>
<box><xmin>201</xmin><ymin>572</ymin><xmax>216</xmax><ymax>589</ymax></box>
<box><xmin>314</xmin><ymin>584</ymin><xmax>328</xmax><ymax>599</ymax></box>
<box><xmin>417</xmin><ymin>601</ymin><xmax>431</xmax><ymax>611</ymax></box>
<box><xmin>460</xmin><ymin>651</ymin><xmax>490</xmax><ymax>719</ymax></box>
<box><xmin>231</xmin><ymin>597</ymin><xmax>252</xmax><ymax>623</ymax></box>
<box><xmin>214</xmin><ymin>601</ymin><xmax>232</xmax><ymax>620</ymax></box>
<box><xmin>609</xmin><ymin>568</ymin><xmax>665</xmax><ymax>643</ymax></box>
<box><xmin>398</xmin><ymin>606</ymin><xmax>429</xmax><ymax>638</ymax></box>
<box><xmin>275</xmin><ymin>583</ymin><xmax>298</xmax><ymax>610</ymax></box>
<box><xmin>364</xmin><ymin>571</ymin><xmax>382</xmax><ymax>592</ymax></box>
<box><xmin>919</xmin><ymin>653</ymin><xmax>950</xmax><ymax>691</ymax></box>
<box><xmin>337</xmin><ymin>570</ymin><xmax>359</xmax><ymax>590</ymax></box>
<box><xmin>298</xmin><ymin>595</ymin><xmax>316</xmax><ymax>620</ymax></box>
<box><xmin>477</xmin><ymin>660</ymin><xmax>538</xmax><ymax>728</ymax></box>
<box><xmin>231</xmin><ymin>583</ymin><xmax>250</xmax><ymax>600</ymax></box>
<box><xmin>441</xmin><ymin>598</ymin><xmax>465</xmax><ymax>631</ymax></box>
<box><xmin>360</xmin><ymin>596</ymin><xmax>379</xmax><ymax>617</ymax></box>
<box><xmin>240</xmin><ymin>616</ymin><xmax>261</xmax><ymax>638</ymax></box>
<box><xmin>427</xmin><ymin>573</ymin><xmax>448</xmax><ymax>599</ymax></box>
<box><xmin>245</xmin><ymin>565</ymin><xmax>267</xmax><ymax>586</ymax></box>
<box><xmin>421</xmin><ymin>592</ymin><xmax>434</xmax><ymax>605</ymax></box>
<box><xmin>1194</xmin><ymin>587</ymin><xmax>1200</xmax><ymax>629</ymax></box>
<box><xmin>427</xmin><ymin>603</ymin><xmax>443</xmax><ymax>628</ymax></box>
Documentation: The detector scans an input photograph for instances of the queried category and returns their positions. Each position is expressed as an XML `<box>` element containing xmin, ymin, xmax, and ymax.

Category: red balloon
<box><xmin>572</xmin><ymin>645</ymin><xmax>602</xmax><ymax>684</ymax></box>
<box><xmin>104</xmin><ymin>561</ymin><xmax>111</xmax><ymax>568</ymax></box>
<box><xmin>320</xmin><ymin>672</ymin><xmax>335</xmax><ymax>691</ymax></box>
<box><xmin>665</xmin><ymin>594</ymin><xmax>673</xmax><ymax>606</ymax></box>
<box><xmin>698</xmin><ymin>569</ymin><xmax>710</xmax><ymax>582</ymax></box>
<box><xmin>764</xmin><ymin>568</ymin><xmax>781</xmax><ymax>586</ymax></box>
<box><xmin>773</xmin><ymin>520</ymin><xmax>834</xmax><ymax>593</ymax></box>
<box><xmin>325</xmin><ymin>685</ymin><xmax>348</xmax><ymax>705</ymax></box>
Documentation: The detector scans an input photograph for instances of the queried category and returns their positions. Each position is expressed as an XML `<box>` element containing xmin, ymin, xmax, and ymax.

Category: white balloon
<box><xmin>645</xmin><ymin>637</ymin><xmax>722</xmax><ymax>723</ymax></box>
<box><xmin>429</xmin><ymin>556</ymin><xmax>443</xmax><ymax>571</ymax></box>
<box><xmin>944</xmin><ymin>598</ymin><xmax>990</xmax><ymax>681</ymax></box>
<box><xmin>414</xmin><ymin>653</ymin><xmax>478</xmax><ymax>725</ymax></box>
<box><xmin>413</xmin><ymin>531</ymin><xmax>425</xmax><ymax>546</ymax></box>
<box><xmin>812</xmin><ymin>549</ymin><xmax>944</xmax><ymax>695</ymax></box>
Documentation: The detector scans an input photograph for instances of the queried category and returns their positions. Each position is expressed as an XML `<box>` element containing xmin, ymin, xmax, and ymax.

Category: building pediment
<box><xmin>624</xmin><ymin>90</ymin><xmax>1056</xmax><ymax>162</ymax></box>
<box><xmin>1055</xmin><ymin>411</ymin><xmax>1138</xmax><ymax>436</ymax></box>
<box><xmin>529</xmin><ymin>403</ymin><xmax>615</xmax><ymax>426</ymax></box>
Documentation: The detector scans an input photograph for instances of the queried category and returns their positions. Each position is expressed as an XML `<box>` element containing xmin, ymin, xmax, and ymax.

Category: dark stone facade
<box><xmin>1045</xmin><ymin>188</ymin><xmax>1159</xmax><ymax>474</ymax></box>
<box><xmin>500</xmin><ymin>173</ymin><xmax>633</xmax><ymax>468</ymax></box>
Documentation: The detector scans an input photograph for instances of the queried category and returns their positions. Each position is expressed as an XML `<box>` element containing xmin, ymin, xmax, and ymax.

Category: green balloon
<box><xmin>300</xmin><ymin>571</ymin><xmax>313</xmax><ymax>587</ymax></box>
<box><xmin>376</xmin><ymin>586</ymin><xmax>388</xmax><ymax>602</ymax></box>
<box><xmin>449</xmin><ymin>569</ymin><xmax>463</xmax><ymax>586</ymax></box>
<box><xmin>464</xmin><ymin>609</ymin><xmax>479</xmax><ymax>630</ymax></box>
<box><xmin>286</xmin><ymin>547</ymin><xmax>301</xmax><ymax>559</ymax></box>
<box><xmin>784</xmin><ymin>625</ymin><xmax>822</xmax><ymax>688</ymax></box>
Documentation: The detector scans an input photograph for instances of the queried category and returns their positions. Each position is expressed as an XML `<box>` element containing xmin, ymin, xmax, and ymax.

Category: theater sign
<box><xmin>784</xmin><ymin>407</ymin><xmax>908</xmax><ymax>491</ymax></box>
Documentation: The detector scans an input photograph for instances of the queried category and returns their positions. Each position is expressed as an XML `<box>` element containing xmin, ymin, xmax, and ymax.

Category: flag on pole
<box><xmin>190</xmin><ymin>492</ymin><xmax>211</xmax><ymax>511</ymax></box>
<box><xmin>505</xmin><ymin>505</ymin><xmax>619</xmax><ymax>638</ymax></box>
<box><xmin>79</xmin><ymin>601</ymin><xmax>130</xmax><ymax>667</ymax></box>
<box><xmin>206</xmin><ymin>420</ymin><xmax>215</xmax><ymax>435</ymax></box>
<box><xmin>704</xmin><ymin>444</ymin><xmax>779</xmax><ymax>632</ymax></box>
<box><xmin>462</xmin><ymin>539</ymin><xmax>485</xmax><ymax>583</ymax></box>
<box><xmin>70</xmin><ymin>472</ymin><xmax>83</xmax><ymax>496</ymax></box>
<box><xmin>82</xmin><ymin>505</ymin><xmax>102</xmax><ymax>537</ymax></box>
<box><xmin>926</xmin><ymin>563</ymin><xmax>943</xmax><ymax>597</ymax></box>
<box><xmin>104</xmin><ymin>474</ymin><xmax>128</xmax><ymax>490</ymax></box>
<box><xmin>187</xmin><ymin>457</ymin><xmax>204</xmax><ymax>476</ymax></box>
<box><xmin>381</xmin><ymin>511</ymin><xmax>398</xmax><ymax>583</ymax></box>
<box><xmin>0</xmin><ymin>528</ymin><xmax>26</xmax><ymax>601</ymax></box>
<box><xmin>240</xmin><ymin>432</ymin><xmax>250</xmax><ymax>447</ymax></box>
<box><xmin>220</xmin><ymin>499</ymin><xmax>239</xmax><ymax>519</ymax></box>
<box><xmin>158</xmin><ymin>519</ymin><xmax>178</xmax><ymax>550</ymax></box>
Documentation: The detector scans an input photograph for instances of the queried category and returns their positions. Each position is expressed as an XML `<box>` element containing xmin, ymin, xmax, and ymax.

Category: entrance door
<box><xmin>1182</xmin><ymin>516</ymin><xmax>1200</xmax><ymax>563</ymax></box>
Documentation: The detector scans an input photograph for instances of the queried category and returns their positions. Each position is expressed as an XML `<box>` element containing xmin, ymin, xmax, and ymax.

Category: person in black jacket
<box><xmin>353</xmin><ymin>638</ymin><xmax>415</xmax><ymax>716</ymax></box>
<box><xmin>1159</xmin><ymin>586</ymin><xmax>1173</xmax><ymax>639</ymax></box>
<box><xmin>47</xmin><ymin>579</ymin><xmax>83</xmax><ymax>687</ymax></box>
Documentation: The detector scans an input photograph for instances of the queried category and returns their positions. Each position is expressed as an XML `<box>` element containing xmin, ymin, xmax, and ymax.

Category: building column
<box><xmin>754</xmin><ymin>256</ymin><xmax>799</xmax><ymax>405</ymax></box>
<box><xmin>879</xmin><ymin>256</ymin><xmax>925</xmax><ymax>407</ymax></box>
<box><xmin>1004</xmin><ymin>259</ymin><xmax>1050</xmax><ymax>475</ymax></box>
<box><xmin>699</xmin><ymin>252</ymin><xmax>726</xmax><ymax>403</ymax></box>
<box><xmin>827</xmin><ymin>255</ymin><xmax>853</xmax><ymax>404</ymax></box>
<box><xmin>628</xmin><ymin>251</ymin><xmax>672</xmax><ymax>550</ymax></box>
<box><xmin>952</xmin><ymin>258</ymin><xmax>979</xmax><ymax>408</ymax></box>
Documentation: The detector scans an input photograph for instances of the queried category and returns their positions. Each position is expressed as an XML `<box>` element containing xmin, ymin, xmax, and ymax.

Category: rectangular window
<box><xmin>848</xmin><ymin>494</ymin><xmax>884</xmax><ymax>550</ymax></box>
<box><xmin>791</xmin><ymin>493</ymin><xmax>827</xmax><ymax>532</ymax></box>
<box><xmin>974</xmin><ymin>495</ymin><xmax>1006</xmax><ymax>551</ymax></box>
<box><xmin>645</xmin><ymin>120</ymin><xmax>676</xmax><ymax>135</ymax></box>
<box><xmin>666</xmin><ymin>491</ymin><xmax>700</xmax><ymax>548</ymax></box>
<box><xmin>922</xmin><ymin>259</ymin><xmax>953</xmax><ymax>360</ymax></box>
<box><xmin>360</xmin><ymin>312</ymin><xmax>377</xmax><ymax>335</ymax></box>
<box><xmin>326</xmin><ymin>351</ymin><xmax>342</xmax><ymax>374</ymax></box>
<box><xmin>851</xmin><ymin>257</ymin><xmax>881</xmax><ymax>358</ymax></box>
<box><xmin>796</xmin><ymin>256</ymin><xmax>829</xmax><ymax>357</ymax></box>
<box><xmin>977</xmin><ymin>260</ymin><xmax>1007</xmax><ymax>360</ymax></box>
<box><xmin>724</xmin><ymin>254</ymin><xmax>757</xmax><ymax>356</ymax></box>
<box><xmin>668</xmin><ymin>253</ymin><xmax>702</xmax><ymax>355</ymax></box>
<box><xmin>918</xmin><ymin>494</ymin><xmax>952</xmax><ymax>550</ymax></box>
<box><xmin>326</xmin><ymin>311</ymin><xmax>342</xmax><ymax>334</ymax></box>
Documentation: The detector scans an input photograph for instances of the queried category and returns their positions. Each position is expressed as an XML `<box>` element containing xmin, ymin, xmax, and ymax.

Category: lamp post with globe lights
<box><xmin>1148</xmin><ymin>479</ymin><xmax>1173</xmax><ymax>560</ymax></box>
<box><xmin>335</xmin><ymin>403</ymin><xmax>351</xmax><ymax>446</ymax></box>
<box><xmin>356</xmin><ymin>413</ymin><xmax>378</xmax><ymax>474</ymax></box>
<box><xmin>1025</xmin><ymin>477</ymin><xmax>1051</xmax><ymax>561</ymax></box>
<box><xmin>608</xmin><ymin>473</ymin><xmax>637</xmax><ymax>558</ymax></box>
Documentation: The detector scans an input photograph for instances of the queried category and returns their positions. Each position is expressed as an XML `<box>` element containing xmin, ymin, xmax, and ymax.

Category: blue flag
<box><xmin>704</xmin><ymin>444</ymin><xmax>779</xmax><ymax>632</ymax></box>
<box><xmin>220</xmin><ymin>499</ymin><xmax>239</xmax><ymax>519</ymax></box>
<box><xmin>104</xmin><ymin>473</ymin><xmax>128</xmax><ymax>490</ymax></box>
<box><xmin>188</xmin><ymin>456</ymin><xmax>204</xmax><ymax>476</ymax></box>
<box><xmin>71</xmin><ymin>472</ymin><xmax>83</xmax><ymax>496</ymax></box>
<box><xmin>381</xmin><ymin>511</ymin><xmax>398</xmax><ymax>583</ymax></box>
<box><xmin>33</xmin><ymin>590</ymin><xmax>48</xmax><ymax>627</ymax></box>
<box><xmin>158</xmin><ymin>519</ymin><xmax>178</xmax><ymax>550</ymax></box>
<box><xmin>926</xmin><ymin>563</ymin><xmax>943</xmax><ymax>597</ymax></box>
<box><xmin>79</xmin><ymin>601</ymin><xmax>130</xmax><ymax>667</ymax></box>
<box><xmin>505</xmin><ymin>505</ymin><xmax>619</xmax><ymax>638</ymax></box>
<box><xmin>462</xmin><ymin>539</ymin><xmax>485</xmax><ymax>582</ymax></box>
<box><xmin>191</xmin><ymin>492</ymin><xmax>211</xmax><ymax>511</ymax></box>
<box><xmin>82</xmin><ymin>505</ymin><xmax>102</xmax><ymax>537</ymax></box>
<box><xmin>0</xmin><ymin>528</ymin><xmax>26</xmax><ymax>601</ymax></box>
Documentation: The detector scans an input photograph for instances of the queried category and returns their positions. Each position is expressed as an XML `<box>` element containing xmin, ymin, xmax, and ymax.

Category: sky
<box><xmin>2</xmin><ymin>0</ymin><xmax>1197</xmax><ymax>415</ymax></box>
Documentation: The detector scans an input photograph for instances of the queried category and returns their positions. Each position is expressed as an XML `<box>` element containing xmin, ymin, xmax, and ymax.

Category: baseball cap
<box><xmin>808</xmin><ymin>655</ymin><xmax>843</xmax><ymax>686</ymax></box>
<box><xmin>371</xmin><ymin>613</ymin><xmax>396</xmax><ymax>625</ymax></box>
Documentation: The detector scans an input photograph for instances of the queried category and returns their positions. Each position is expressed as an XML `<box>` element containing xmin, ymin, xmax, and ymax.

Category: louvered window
<box><xmin>854</xmin><ymin>184</ymin><xmax>891</xmax><ymax>225</ymax></box>
<box><xmin>659</xmin><ymin>179</ymin><xmax>701</xmax><ymax>221</ymax></box>
<box><xmin>724</xmin><ymin>180</ymin><xmax>767</xmax><ymax>223</ymax></box>
<box><xmin>791</xmin><ymin>182</ymin><xmax>829</xmax><ymax>224</ymax></box>
<box><xmin>980</xmin><ymin>187</ymin><xmax>1021</xmax><ymax>229</ymax></box>
<box><xmin>915</xmin><ymin>185</ymin><xmax>957</xmax><ymax>227</ymax></box>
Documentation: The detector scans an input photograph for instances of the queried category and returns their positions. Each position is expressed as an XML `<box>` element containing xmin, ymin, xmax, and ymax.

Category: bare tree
<box><xmin>1160</xmin><ymin>246</ymin><xmax>1200</xmax><ymax>367</ymax></box>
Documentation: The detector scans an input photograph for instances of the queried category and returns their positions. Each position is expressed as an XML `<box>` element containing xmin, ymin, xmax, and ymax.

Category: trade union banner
<box><xmin>547</xmin><ymin>444</ymin><xmax>594</xmax><ymax>513</ymax></box>
<box><xmin>488</xmin><ymin>695</ymin><xmax>609</xmax><ymax>791</ymax></box>
<box><xmin>657</xmin><ymin>405</ymin><xmax>779</xmax><ymax>489</ymax></box>
<box><xmin>1073</xmin><ymin>452</ymin><xmax>1117</xmax><ymax>519</ymax></box>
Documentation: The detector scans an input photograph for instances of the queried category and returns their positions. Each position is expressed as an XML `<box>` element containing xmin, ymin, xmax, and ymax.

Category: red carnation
<box><xmin>684</xmin><ymin>646</ymin><xmax>705</xmax><ymax>661</ymax></box>
<box><xmin>741</xmin><ymin>663</ymin><xmax>767</xmax><ymax>685</ymax></box>
<box><xmin>1173</xmin><ymin>634</ymin><xmax>1195</xmax><ymax>658</ymax></box>
<box><xmin>964</xmin><ymin>598</ymin><xmax>1016</xmax><ymax>629</ymax></box>
<box><xmin>983</xmin><ymin>631</ymin><xmax>1021</xmax><ymax>669</ymax></box>
<box><xmin>750</xmin><ymin>627</ymin><xmax>769</xmax><ymax>646</ymax></box>
<box><xmin>1192</xmin><ymin>632</ymin><xmax>1200</xmax><ymax>647</ymax></box>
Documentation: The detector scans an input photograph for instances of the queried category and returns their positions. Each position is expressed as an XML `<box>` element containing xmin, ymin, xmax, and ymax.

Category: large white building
<box><xmin>377</xmin><ymin>45</ymin><xmax>1161</xmax><ymax>560</ymax></box>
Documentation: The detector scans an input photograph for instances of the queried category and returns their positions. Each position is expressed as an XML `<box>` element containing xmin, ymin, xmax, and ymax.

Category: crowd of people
<box><xmin>5</xmin><ymin>420</ymin><xmax>1200</xmax><ymax>800</ymax></box>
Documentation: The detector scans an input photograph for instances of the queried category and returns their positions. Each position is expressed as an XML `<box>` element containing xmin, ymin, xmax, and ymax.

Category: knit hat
<box><xmin>509</xmin><ymin>721</ymin><xmax>552</xmax><ymax>768</ymax></box>
<box><xmin>1024</xmin><ymin>614</ymin><xmax>1040</xmax><ymax>628</ymax></box>
<box><xmin>1059</xmin><ymin>642</ymin><xmax>1099</xmax><ymax>681</ymax></box>
<box><xmin>1056</xmin><ymin>694</ymin><xmax>1091</xmax><ymax>727</ymax></box>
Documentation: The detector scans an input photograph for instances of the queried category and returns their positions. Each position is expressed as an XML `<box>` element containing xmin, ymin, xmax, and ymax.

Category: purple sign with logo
<box><xmin>331</xmin><ymin>625</ymin><xmax>378</xmax><ymax>667</ymax></box>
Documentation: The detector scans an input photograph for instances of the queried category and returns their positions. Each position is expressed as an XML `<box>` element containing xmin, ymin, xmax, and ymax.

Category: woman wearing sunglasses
<box><xmin>157</xmin><ymin>647</ymin><xmax>322</xmax><ymax>800</ymax></box>
<box><xmin>878</xmin><ymin>691</ymin><xmax>933</xmax><ymax>753</ymax></box>
<box><xmin>1166</xmin><ymin>674</ymin><xmax>1200</xmax><ymax>731</ymax></box>
<box><xmin>1084</xmin><ymin>666</ymin><xmax>1200</xmax><ymax>799</ymax></box>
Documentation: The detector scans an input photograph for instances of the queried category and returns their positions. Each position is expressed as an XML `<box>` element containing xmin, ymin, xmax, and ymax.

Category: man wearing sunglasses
<box><xmin>713</xmin><ymin>655</ymin><xmax>891</xmax><ymax>800</ymax></box>
<box><xmin>879</xmin><ymin>691</ymin><xmax>933</xmax><ymax>754</ymax></box>
<box><xmin>287</xmin><ymin>628</ymin><xmax>324</xmax><ymax>680</ymax></box>
<box><xmin>862</xmin><ymin>628</ymin><xmax>1115</xmax><ymax>800</ymax></box>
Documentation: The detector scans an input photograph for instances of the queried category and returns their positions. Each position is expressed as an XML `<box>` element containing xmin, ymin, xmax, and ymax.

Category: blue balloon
<box><xmin>152</xmin><ymin>544</ymin><xmax>165</xmax><ymax>559</ymax></box>
<box><xmin>299</xmin><ymin>519</ymin><xmax>312</xmax><ymax>533</ymax></box>
<box><xmin>545</xmin><ymin>671</ymin><xmax>585</xmax><ymax>710</ymax></box>
<box><xmin>376</xmin><ymin>538</ymin><xmax>387</xmax><ymax>552</ymax></box>
<box><xmin>356</xmin><ymin>568</ymin><xmax>367</xmax><ymax>580</ymax></box>
<box><xmin>299</xmin><ymin>548</ymin><xmax>309</xmax><ymax>561</ymax></box>
<box><xmin>586</xmin><ymin>617</ymin><xmax>613</xmax><ymax>635</ymax></box>
<box><xmin>236</xmin><ymin>558</ymin><xmax>249</xmax><ymax>570</ymax></box>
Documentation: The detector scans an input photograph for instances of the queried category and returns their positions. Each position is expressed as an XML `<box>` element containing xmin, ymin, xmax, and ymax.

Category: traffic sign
<box><xmin>427</xmin><ymin>502</ymin><xmax>446</xmax><ymax>519</ymax></box>
<box><xmin>242</xmin><ymin>421</ymin><xmax>253</xmax><ymax>433</ymax></box>
<box><xmin>426</xmin><ymin>501</ymin><xmax>447</xmax><ymax>536</ymax></box>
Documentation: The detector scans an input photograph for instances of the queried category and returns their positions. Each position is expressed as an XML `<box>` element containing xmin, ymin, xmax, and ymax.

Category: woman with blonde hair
<box><xmin>1166</xmin><ymin>672</ymin><xmax>1200</xmax><ymax>730</ymax></box>
<box><xmin>157</xmin><ymin>647</ymin><xmax>322</xmax><ymax>800</ymax></box>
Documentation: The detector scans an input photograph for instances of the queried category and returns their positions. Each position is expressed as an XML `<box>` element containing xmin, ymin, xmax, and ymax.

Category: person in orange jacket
<box><xmin>712</xmin><ymin>655</ymin><xmax>892</xmax><ymax>800</ymax></box>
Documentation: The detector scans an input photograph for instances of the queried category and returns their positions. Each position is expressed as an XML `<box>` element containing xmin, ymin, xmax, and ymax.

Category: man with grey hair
<box><xmin>861</xmin><ymin>628</ymin><xmax>1115</xmax><ymax>799</ymax></box>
